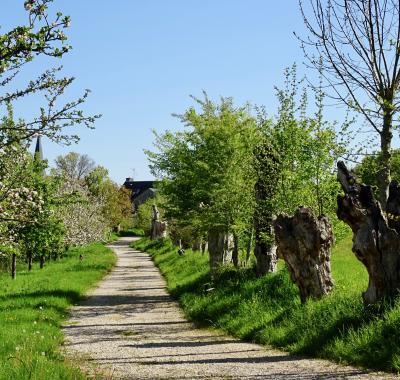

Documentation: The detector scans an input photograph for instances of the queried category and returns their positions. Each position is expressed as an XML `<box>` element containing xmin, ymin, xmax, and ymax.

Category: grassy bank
<box><xmin>133</xmin><ymin>236</ymin><xmax>400</xmax><ymax>373</ymax></box>
<box><xmin>0</xmin><ymin>243</ymin><xmax>116</xmax><ymax>380</ymax></box>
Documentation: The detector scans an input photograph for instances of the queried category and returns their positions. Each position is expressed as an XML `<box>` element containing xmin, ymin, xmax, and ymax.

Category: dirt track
<box><xmin>63</xmin><ymin>237</ymin><xmax>395</xmax><ymax>379</ymax></box>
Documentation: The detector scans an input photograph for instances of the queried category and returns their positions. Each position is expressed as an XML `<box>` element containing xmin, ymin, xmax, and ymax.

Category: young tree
<box><xmin>298</xmin><ymin>0</ymin><xmax>400</xmax><ymax>208</ymax></box>
<box><xmin>0</xmin><ymin>0</ymin><xmax>99</xmax><ymax>148</ymax></box>
<box><xmin>19</xmin><ymin>159</ymin><xmax>65</xmax><ymax>270</ymax></box>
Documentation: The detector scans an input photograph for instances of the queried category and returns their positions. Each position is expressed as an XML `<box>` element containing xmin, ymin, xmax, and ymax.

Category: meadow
<box><xmin>0</xmin><ymin>244</ymin><xmax>116</xmax><ymax>380</ymax></box>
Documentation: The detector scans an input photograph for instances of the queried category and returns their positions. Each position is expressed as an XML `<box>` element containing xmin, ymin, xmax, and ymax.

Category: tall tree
<box><xmin>298</xmin><ymin>0</ymin><xmax>400</xmax><ymax>208</ymax></box>
<box><xmin>53</xmin><ymin>152</ymin><xmax>95</xmax><ymax>181</ymax></box>
<box><xmin>146</xmin><ymin>94</ymin><xmax>258</xmax><ymax>275</ymax></box>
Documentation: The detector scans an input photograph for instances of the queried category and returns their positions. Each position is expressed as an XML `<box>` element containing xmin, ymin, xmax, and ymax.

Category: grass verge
<box><xmin>0</xmin><ymin>243</ymin><xmax>116</xmax><ymax>380</ymax></box>
<box><xmin>133</xmin><ymin>236</ymin><xmax>400</xmax><ymax>374</ymax></box>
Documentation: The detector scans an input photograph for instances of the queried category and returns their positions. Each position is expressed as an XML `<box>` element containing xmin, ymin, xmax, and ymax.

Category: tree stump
<box><xmin>273</xmin><ymin>207</ymin><xmax>334</xmax><ymax>303</ymax></box>
<box><xmin>150</xmin><ymin>205</ymin><xmax>167</xmax><ymax>240</ymax></box>
<box><xmin>208</xmin><ymin>230</ymin><xmax>234</xmax><ymax>277</ymax></box>
<box><xmin>337</xmin><ymin>161</ymin><xmax>400</xmax><ymax>304</ymax></box>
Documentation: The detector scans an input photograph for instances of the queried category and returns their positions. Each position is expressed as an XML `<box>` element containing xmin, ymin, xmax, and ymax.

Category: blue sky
<box><xmin>3</xmin><ymin>1</ymin><xmax>332</xmax><ymax>183</ymax></box>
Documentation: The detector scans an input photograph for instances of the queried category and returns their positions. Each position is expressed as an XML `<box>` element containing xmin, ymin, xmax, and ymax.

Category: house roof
<box><xmin>123</xmin><ymin>179</ymin><xmax>156</xmax><ymax>198</ymax></box>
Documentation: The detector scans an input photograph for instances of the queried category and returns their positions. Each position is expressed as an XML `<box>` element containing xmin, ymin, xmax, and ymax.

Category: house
<box><xmin>123</xmin><ymin>178</ymin><xmax>157</xmax><ymax>212</ymax></box>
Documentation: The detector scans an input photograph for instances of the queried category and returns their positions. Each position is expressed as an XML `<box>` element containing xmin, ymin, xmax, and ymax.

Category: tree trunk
<box><xmin>232</xmin><ymin>233</ymin><xmax>239</xmax><ymax>268</ymax></box>
<box><xmin>151</xmin><ymin>220</ymin><xmax>167</xmax><ymax>239</ymax></box>
<box><xmin>245</xmin><ymin>228</ymin><xmax>253</xmax><ymax>266</ymax></box>
<box><xmin>150</xmin><ymin>205</ymin><xmax>167</xmax><ymax>239</ymax></box>
<box><xmin>337</xmin><ymin>161</ymin><xmax>400</xmax><ymax>304</ymax></box>
<box><xmin>253</xmin><ymin>212</ymin><xmax>277</xmax><ymax>276</ymax></box>
<box><xmin>11</xmin><ymin>253</ymin><xmax>16</xmax><ymax>279</ymax></box>
<box><xmin>273</xmin><ymin>207</ymin><xmax>334</xmax><ymax>303</ymax></box>
<box><xmin>40</xmin><ymin>255</ymin><xmax>45</xmax><ymax>269</ymax></box>
<box><xmin>254</xmin><ymin>242</ymin><xmax>277</xmax><ymax>276</ymax></box>
<box><xmin>192</xmin><ymin>239</ymin><xmax>201</xmax><ymax>252</ymax></box>
<box><xmin>254</xmin><ymin>205</ymin><xmax>278</xmax><ymax>277</ymax></box>
<box><xmin>253</xmin><ymin>176</ymin><xmax>278</xmax><ymax>276</ymax></box>
<box><xmin>207</xmin><ymin>230</ymin><xmax>234</xmax><ymax>278</ymax></box>
<box><xmin>377</xmin><ymin>111</ymin><xmax>393</xmax><ymax>210</ymax></box>
<box><xmin>28</xmin><ymin>253</ymin><xmax>33</xmax><ymax>271</ymax></box>
<box><xmin>201</xmin><ymin>240</ymin><xmax>208</xmax><ymax>255</ymax></box>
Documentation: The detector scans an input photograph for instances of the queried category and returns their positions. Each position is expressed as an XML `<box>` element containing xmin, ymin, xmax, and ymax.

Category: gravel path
<box><xmin>63</xmin><ymin>237</ymin><xmax>396</xmax><ymax>379</ymax></box>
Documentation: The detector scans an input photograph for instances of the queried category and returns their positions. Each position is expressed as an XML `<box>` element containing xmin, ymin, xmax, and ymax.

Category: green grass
<box><xmin>133</xmin><ymin>236</ymin><xmax>400</xmax><ymax>374</ymax></box>
<box><xmin>0</xmin><ymin>243</ymin><xmax>116</xmax><ymax>380</ymax></box>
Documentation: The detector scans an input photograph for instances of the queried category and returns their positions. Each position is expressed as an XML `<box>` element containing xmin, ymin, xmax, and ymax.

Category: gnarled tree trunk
<box><xmin>337</xmin><ymin>161</ymin><xmax>400</xmax><ymax>304</ymax></box>
<box><xmin>274</xmin><ymin>207</ymin><xmax>334</xmax><ymax>303</ymax></box>
<box><xmin>150</xmin><ymin>205</ymin><xmax>167</xmax><ymax>240</ymax></box>
<box><xmin>208</xmin><ymin>230</ymin><xmax>234</xmax><ymax>277</ymax></box>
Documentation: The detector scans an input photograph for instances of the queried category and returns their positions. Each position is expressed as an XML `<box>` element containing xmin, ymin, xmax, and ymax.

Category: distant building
<box><xmin>34</xmin><ymin>135</ymin><xmax>43</xmax><ymax>161</ymax></box>
<box><xmin>123</xmin><ymin>178</ymin><xmax>157</xmax><ymax>212</ymax></box>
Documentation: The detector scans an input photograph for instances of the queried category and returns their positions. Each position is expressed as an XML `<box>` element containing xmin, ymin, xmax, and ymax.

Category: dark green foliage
<box><xmin>133</xmin><ymin>236</ymin><xmax>400</xmax><ymax>373</ymax></box>
<box><xmin>253</xmin><ymin>138</ymin><xmax>280</xmax><ymax>249</ymax></box>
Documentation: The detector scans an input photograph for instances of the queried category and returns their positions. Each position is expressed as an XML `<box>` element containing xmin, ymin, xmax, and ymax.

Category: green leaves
<box><xmin>147</xmin><ymin>94</ymin><xmax>258</xmax><ymax>236</ymax></box>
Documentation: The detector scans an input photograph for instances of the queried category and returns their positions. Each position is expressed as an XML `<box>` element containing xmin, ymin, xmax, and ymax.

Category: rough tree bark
<box><xmin>208</xmin><ymin>230</ymin><xmax>234</xmax><ymax>277</ymax></box>
<box><xmin>254</xmin><ymin>239</ymin><xmax>277</xmax><ymax>276</ymax></box>
<box><xmin>273</xmin><ymin>206</ymin><xmax>334</xmax><ymax>303</ymax></box>
<box><xmin>337</xmin><ymin>161</ymin><xmax>400</xmax><ymax>304</ymax></box>
<box><xmin>150</xmin><ymin>205</ymin><xmax>167</xmax><ymax>240</ymax></box>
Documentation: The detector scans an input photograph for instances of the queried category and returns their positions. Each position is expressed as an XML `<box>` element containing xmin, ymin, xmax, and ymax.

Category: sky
<box><xmin>2</xmin><ymin>1</ymin><xmax>335</xmax><ymax>184</ymax></box>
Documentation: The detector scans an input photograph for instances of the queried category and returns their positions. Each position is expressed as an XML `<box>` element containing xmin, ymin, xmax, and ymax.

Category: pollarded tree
<box><xmin>298</xmin><ymin>0</ymin><xmax>400</xmax><ymax>209</ymax></box>
<box><xmin>146</xmin><ymin>94</ymin><xmax>258</xmax><ymax>275</ymax></box>
<box><xmin>266</xmin><ymin>67</ymin><xmax>342</xmax><ymax>301</ymax></box>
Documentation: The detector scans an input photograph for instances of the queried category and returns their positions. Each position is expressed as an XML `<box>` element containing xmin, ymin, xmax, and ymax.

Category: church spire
<box><xmin>34</xmin><ymin>135</ymin><xmax>43</xmax><ymax>161</ymax></box>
